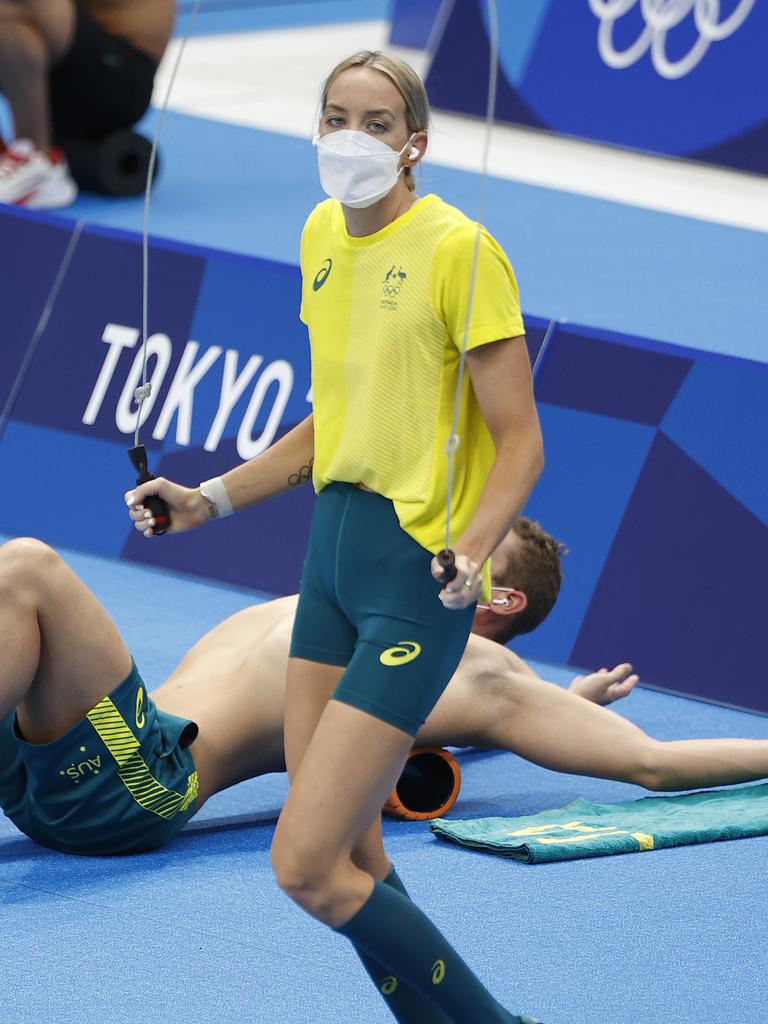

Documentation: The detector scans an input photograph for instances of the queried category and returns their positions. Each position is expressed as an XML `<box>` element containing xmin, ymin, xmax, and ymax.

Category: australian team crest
<box><xmin>381</xmin><ymin>265</ymin><xmax>407</xmax><ymax>310</ymax></box>
<box><xmin>382</xmin><ymin>265</ymin><xmax>407</xmax><ymax>296</ymax></box>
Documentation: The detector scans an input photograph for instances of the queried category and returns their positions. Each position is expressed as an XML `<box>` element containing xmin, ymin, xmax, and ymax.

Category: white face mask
<box><xmin>313</xmin><ymin>129</ymin><xmax>416</xmax><ymax>209</ymax></box>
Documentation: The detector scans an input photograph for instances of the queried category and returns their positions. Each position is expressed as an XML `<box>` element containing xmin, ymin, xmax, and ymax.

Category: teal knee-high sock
<box><xmin>350</xmin><ymin>867</ymin><xmax>450</xmax><ymax>1023</ymax></box>
<box><xmin>338</xmin><ymin>879</ymin><xmax>538</xmax><ymax>1024</ymax></box>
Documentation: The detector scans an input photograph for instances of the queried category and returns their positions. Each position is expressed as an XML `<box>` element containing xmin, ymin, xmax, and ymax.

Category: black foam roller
<box><xmin>63</xmin><ymin>131</ymin><xmax>159</xmax><ymax>196</ymax></box>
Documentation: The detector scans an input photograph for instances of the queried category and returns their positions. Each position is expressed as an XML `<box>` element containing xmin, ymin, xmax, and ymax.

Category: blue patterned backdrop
<box><xmin>420</xmin><ymin>0</ymin><xmax>768</xmax><ymax>175</ymax></box>
<box><xmin>1</xmin><ymin>206</ymin><xmax>766</xmax><ymax>712</ymax></box>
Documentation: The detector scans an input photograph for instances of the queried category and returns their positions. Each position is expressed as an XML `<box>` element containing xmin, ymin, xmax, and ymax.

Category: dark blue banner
<box><xmin>1</xmin><ymin>206</ymin><xmax>766</xmax><ymax>714</ymax></box>
<box><xmin>425</xmin><ymin>0</ymin><xmax>768</xmax><ymax>175</ymax></box>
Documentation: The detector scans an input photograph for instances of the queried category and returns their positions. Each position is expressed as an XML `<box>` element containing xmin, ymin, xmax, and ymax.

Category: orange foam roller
<box><xmin>383</xmin><ymin>746</ymin><xmax>461</xmax><ymax>821</ymax></box>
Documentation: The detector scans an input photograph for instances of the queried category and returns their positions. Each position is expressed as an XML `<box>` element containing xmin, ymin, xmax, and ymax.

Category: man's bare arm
<box><xmin>486</xmin><ymin>637</ymin><xmax>638</xmax><ymax>706</ymax></box>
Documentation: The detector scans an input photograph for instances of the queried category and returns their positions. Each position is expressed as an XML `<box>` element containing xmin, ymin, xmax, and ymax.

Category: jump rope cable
<box><xmin>439</xmin><ymin>0</ymin><xmax>499</xmax><ymax>576</ymax></box>
<box><xmin>134</xmin><ymin>0</ymin><xmax>202</xmax><ymax>449</ymax></box>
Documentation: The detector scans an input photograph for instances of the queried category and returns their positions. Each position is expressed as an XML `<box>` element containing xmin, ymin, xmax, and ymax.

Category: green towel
<box><xmin>429</xmin><ymin>783</ymin><xmax>768</xmax><ymax>863</ymax></box>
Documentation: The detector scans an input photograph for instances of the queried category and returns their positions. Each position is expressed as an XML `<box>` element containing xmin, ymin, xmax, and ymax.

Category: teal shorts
<box><xmin>0</xmin><ymin>662</ymin><xmax>199</xmax><ymax>856</ymax></box>
<box><xmin>289</xmin><ymin>483</ymin><xmax>476</xmax><ymax>736</ymax></box>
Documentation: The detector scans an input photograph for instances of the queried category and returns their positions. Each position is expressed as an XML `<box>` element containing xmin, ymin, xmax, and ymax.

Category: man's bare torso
<box><xmin>150</xmin><ymin>595</ymin><xmax>531</xmax><ymax>805</ymax></box>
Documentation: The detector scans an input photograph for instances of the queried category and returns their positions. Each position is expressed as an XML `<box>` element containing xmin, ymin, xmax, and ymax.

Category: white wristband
<box><xmin>199</xmin><ymin>476</ymin><xmax>234</xmax><ymax>518</ymax></box>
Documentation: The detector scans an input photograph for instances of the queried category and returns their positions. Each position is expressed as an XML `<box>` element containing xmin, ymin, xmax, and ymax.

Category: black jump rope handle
<box><xmin>436</xmin><ymin>548</ymin><xmax>457</xmax><ymax>586</ymax></box>
<box><xmin>127</xmin><ymin>445</ymin><xmax>171</xmax><ymax>536</ymax></box>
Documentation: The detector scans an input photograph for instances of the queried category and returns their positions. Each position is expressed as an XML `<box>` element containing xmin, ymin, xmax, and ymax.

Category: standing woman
<box><xmin>129</xmin><ymin>52</ymin><xmax>543</xmax><ymax>1024</ymax></box>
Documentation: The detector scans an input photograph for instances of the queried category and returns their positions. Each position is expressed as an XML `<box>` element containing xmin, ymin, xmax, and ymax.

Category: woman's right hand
<box><xmin>125</xmin><ymin>478</ymin><xmax>211</xmax><ymax>537</ymax></box>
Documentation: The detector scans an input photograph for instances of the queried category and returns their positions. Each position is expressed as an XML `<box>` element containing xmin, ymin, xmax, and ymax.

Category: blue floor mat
<box><xmin>2</xmin><ymin>540</ymin><xmax>768</xmax><ymax>1021</ymax></box>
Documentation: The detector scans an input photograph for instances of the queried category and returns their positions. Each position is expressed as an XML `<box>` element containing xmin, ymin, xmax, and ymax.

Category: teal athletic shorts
<box><xmin>289</xmin><ymin>482</ymin><xmax>476</xmax><ymax>736</ymax></box>
<box><xmin>0</xmin><ymin>662</ymin><xmax>199</xmax><ymax>856</ymax></box>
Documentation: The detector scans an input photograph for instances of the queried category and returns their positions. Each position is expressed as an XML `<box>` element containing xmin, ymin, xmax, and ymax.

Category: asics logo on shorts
<box><xmin>379</xmin><ymin>641</ymin><xmax>421</xmax><ymax>666</ymax></box>
<box><xmin>432</xmin><ymin>959</ymin><xmax>446</xmax><ymax>985</ymax></box>
<box><xmin>135</xmin><ymin>687</ymin><xmax>146</xmax><ymax>730</ymax></box>
<box><xmin>312</xmin><ymin>257</ymin><xmax>333</xmax><ymax>291</ymax></box>
<box><xmin>380</xmin><ymin>976</ymin><xmax>398</xmax><ymax>996</ymax></box>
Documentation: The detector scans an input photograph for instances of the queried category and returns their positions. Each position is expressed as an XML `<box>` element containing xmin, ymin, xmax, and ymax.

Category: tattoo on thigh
<box><xmin>288</xmin><ymin>459</ymin><xmax>314</xmax><ymax>486</ymax></box>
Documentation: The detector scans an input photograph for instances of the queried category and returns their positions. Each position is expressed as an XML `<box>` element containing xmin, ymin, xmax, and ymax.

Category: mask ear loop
<box><xmin>127</xmin><ymin>0</ymin><xmax>203</xmax><ymax>534</ymax></box>
<box><xmin>436</xmin><ymin>0</ymin><xmax>500</xmax><ymax>584</ymax></box>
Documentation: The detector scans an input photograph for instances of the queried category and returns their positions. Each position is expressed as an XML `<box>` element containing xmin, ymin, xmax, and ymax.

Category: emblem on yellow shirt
<box><xmin>382</xmin><ymin>265</ymin><xmax>407</xmax><ymax>297</ymax></box>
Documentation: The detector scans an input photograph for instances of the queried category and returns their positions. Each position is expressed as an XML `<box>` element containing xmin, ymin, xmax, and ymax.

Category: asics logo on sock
<box><xmin>380</xmin><ymin>976</ymin><xmax>398</xmax><ymax>996</ymax></box>
<box><xmin>431</xmin><ymin>959</ymin><xmax>446</xmax><ymax>985</ymax></box>
<box><xmin>379</xmin><ymin>641</ymin><xmax>421</xmax><ymax>667</ymax></box>
<box><xmin>312</xmin><ymin>258</ymin><xmax>333</xmax><ymax>291</ymax></box>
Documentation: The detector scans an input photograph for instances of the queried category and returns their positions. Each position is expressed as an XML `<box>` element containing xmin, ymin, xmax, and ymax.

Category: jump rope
<box><xmin>130</xmin><ymin>0</ymin><xmax>556</xmax><ymax>592</ymax></box>
<box><xmin>435</xmin><ymin>0</ymin><xmax>499</xmax><ymax>586</ymax></box>
<box><xmin>127</xmin><ymin>0</ymin><xmax>202</xmax><ymax>534</ymax></box>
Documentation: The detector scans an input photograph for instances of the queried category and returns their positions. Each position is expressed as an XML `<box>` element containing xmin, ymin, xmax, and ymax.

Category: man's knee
<box><xmin>0</xmin><ymin>537</ymin><xmax>61</xmax><ymax>599</ymax></box>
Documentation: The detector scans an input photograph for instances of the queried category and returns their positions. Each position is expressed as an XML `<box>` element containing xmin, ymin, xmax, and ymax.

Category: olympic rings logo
<box><xmin>588</xmin><ymin>0</ymin><xmax>756</xmax><ymax>79</ymax></box>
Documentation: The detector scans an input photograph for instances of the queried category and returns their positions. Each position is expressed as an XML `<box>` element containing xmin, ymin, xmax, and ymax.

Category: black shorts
<box><xmin>49</xmin><ymin>3</ymin><xmax>158</xmax><ymax>142</ymax></box>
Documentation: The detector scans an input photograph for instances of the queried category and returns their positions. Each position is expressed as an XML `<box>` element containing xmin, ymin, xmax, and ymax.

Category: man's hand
<box><xmin>125</xmin><ymin>478</ymin><xmax>211</xmax><ymax>537</ymax></box>
<box><xmin>569</xmin><ymin>663</ymin><xmax>639</xmax><ymax>706</ymax></box>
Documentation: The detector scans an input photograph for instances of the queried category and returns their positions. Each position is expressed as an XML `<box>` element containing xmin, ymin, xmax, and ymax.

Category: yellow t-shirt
<box><xmin>299</xmin><ymin>194</ymin><xmax>525</xmax><ymax>596</ymax></box>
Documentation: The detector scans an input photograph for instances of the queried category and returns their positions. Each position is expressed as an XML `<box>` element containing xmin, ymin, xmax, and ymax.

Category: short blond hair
<box><xmin>321</xmin><ymin>50</ymin><xmax>429</xmax><ymax>192</ymax></box>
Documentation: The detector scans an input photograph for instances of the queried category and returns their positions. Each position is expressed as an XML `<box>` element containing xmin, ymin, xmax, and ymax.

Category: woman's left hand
<box><xmin>431</xmin><ymin>553</ymin><xmax>482</xmax><ymax>609</ymax></box>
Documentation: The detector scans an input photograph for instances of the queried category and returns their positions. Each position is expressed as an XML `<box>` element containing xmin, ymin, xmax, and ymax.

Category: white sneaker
<box><xmin>0</xmin><ymin>138</ymin><xmax>78</xmax><ymax>209</ymax></box>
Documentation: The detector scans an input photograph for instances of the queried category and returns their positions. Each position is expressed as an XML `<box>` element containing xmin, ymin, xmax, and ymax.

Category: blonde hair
<box><xmin>321</xmin><ymin>51</ymin><xmax>430</xmax><ymax>193</ymax></box>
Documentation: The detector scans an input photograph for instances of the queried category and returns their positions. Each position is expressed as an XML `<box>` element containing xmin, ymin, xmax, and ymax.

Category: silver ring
<box><xmin>465</xmin><ymin>580</ymin><xmax>473</xmax><ymax>589</ymax></box>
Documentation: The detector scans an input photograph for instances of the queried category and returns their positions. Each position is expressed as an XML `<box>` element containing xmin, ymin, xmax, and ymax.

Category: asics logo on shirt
<box><xmin>312</xmin><ymin>258</ymin><xmax>333</xmax><ymax>291</ymax></box>
<box><xmin>379</xmin><ymin>641</ymin><xmax>421</xmax><ymax>667</ymax></box>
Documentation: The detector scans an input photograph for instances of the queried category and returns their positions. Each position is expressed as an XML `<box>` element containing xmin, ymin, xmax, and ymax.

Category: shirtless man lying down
<box><xmin>2</xmin><ymin>522</ymin><xmax>763</xmax><ymax>856</ymax></box>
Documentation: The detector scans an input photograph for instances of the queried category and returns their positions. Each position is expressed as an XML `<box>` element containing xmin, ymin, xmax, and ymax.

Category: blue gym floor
<box><xmin>2</xmin><ymin>541</ymin><xmax>768</xmax><ymax>1022</ymax></box>
<box><xmin>2</xmin><ymin>3</ymin><xmax>768</xmax><ymax>1021</ymax></box>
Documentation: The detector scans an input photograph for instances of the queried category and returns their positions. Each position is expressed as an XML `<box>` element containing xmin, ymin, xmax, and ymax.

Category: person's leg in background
<box><xmin>0</xmin><ymin>0</ymin><xmax>77</xmax><ymax>205</ymax></box>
